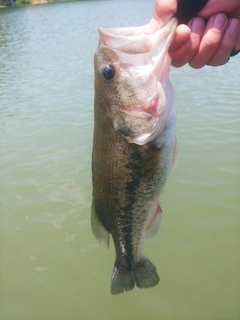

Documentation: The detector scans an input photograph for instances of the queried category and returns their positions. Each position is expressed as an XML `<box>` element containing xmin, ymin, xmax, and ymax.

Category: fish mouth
<box><xmin>100</xmin><ymin>18</ymin><xmax>178</xmax><ymax>145</ymax></box>
<box><xmin>98</xmin><ymin>18</ymin><xmax>177</xmax><ymax>70</ymax></box>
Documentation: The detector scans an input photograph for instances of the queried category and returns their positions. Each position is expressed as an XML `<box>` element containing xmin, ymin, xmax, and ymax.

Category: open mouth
<box><xmin>99</xmin><ymin>18</ymin><xmax>177</xmax><ymax>69</ymax></box>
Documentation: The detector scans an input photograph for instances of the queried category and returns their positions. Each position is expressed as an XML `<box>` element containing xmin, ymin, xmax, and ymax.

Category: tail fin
<box><xmin>110</xmin><ymin>257</ymin><xmax>159</xmax><ymax>295</ymax></box>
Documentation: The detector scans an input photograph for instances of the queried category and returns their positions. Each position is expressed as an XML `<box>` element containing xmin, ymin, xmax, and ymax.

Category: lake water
<box><xmin>0</xmin><ymin>1</ymin><xmax>240</xmax><ymax>319</ymax></box>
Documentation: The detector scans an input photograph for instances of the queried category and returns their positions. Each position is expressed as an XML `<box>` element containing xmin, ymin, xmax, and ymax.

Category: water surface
<box><xmin>0</xmin><ymin>1</ymin><xmax>240</xmax><ymax>319</ymax></box>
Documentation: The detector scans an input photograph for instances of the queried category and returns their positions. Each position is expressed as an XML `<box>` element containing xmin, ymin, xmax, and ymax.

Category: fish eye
<box><xmin>102</xmin><ymin>65</ymin><xmax>115</xmax><ymax>81</ymax></box>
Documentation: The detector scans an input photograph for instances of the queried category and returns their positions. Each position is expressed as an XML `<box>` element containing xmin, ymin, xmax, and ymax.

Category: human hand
<box><xmin>153</xmin><ymin>0</ymin><xmax>240</xmax><ymax>68</ymax></box>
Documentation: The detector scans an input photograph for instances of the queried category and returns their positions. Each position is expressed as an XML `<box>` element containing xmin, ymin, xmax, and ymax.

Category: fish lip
<box><xmin>98</xmin><ymin>18</ymin><xmax>177</xmax><ymax>42</ymax></box>
<box><xmin>98</xmin><ymin>18</ymin><xmax>178</xmax><ymax>59</ymax></box>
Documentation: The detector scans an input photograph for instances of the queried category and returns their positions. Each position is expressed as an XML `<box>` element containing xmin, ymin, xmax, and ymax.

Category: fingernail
<box><xmin>189</xmin><ymin>17</ymin><xmax>205</xmax><ymax>34</ymax></box>
<box><xmin>228</xmin><ymin>19</ymin><xmax>240</xmax><ymax>35</ymax></box>
<box><xmin>213</xmin><ymin>13</ymin><xmax>227</xmax><ymax>30</ymax></box>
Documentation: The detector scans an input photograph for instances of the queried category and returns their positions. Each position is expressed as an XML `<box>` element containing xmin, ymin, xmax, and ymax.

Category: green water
<box><xmin>0</xmin><ymin>1</ymin><xmax>240</xmax><ymax>319</ymax></box>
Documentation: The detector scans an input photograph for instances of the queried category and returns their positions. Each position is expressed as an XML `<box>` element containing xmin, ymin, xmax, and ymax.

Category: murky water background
<box><xmin>0</xmin><ymin>1</ymin><xmax>240</xmax><ymax>319</ymax></box>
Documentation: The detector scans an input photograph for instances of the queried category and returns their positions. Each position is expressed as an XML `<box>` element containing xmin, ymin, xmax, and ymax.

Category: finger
<box><xmin>199</xmin><ymin>0</ymin><xmax>240</xmax><ymax>20</ymax></box>
<box><xmin>153</xmin><ymin>0</ymin><xmax>177</xmax><ymax>20</ymax></box>
<box><xmin>208</xmin><ymin>18</ymin><xmax>240</xmax><ymax>66</ymax></box>
<box><xmin>170</xmin><ymin>17</ymin><xmax>205</xmax><ymax>68</ymax></box>
<box><xmin>169</xmin><ymin>24</ymin><xmax>191</xmax><ymax>51</ymax></box>
<box><xmin>189</xmin><ymin>13</ymin><xmax>228</xmax><ymax>68</ymax></box>
<box><xmin>235</xmin><ymin>25</ymin><xmax>240</xmax><ymax>50</ymax></box>
<box><xmin>148</xmin><ymin>0</ymin><xmax>178</xmax><ymax>32</ymax></box>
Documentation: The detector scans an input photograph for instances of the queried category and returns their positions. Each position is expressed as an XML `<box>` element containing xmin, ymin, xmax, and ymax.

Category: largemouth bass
<box><xmin>91</xmin><ymin>17</ymin><xmax>178</xmax><ymax>295</ymax></box>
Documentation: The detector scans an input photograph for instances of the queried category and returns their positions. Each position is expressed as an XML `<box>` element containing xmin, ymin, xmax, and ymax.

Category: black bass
<box><xmin>91</xmin><ymin>17</ymin><xmax>178</xmax><ymax>295</ymax></box>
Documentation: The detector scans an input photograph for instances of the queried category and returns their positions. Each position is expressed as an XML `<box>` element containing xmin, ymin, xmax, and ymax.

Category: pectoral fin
<box><xmin>171</xmin><ymin>139</ymin><xmax>178</xmax><ymax>171</ymax></box>
<box><xmin>91</xmin><ymin>205</ymin><xmax>110</xmax><ymax>247</ymax></box>
<box><xmin>145</xmin><ymin>203</ymin><xmax>162</xmax><ymax>241</ymax></box>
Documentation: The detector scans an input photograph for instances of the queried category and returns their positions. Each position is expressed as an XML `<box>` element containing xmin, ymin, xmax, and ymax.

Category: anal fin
<box><xmin>91</xmin><ymin>204</ymin><xmax>110</xmax><ymax>247</ymax></box>
<box><xmin>145</xmin><ymin>203</ymin><xmax>162</xmax><ymax>241</ymax></box>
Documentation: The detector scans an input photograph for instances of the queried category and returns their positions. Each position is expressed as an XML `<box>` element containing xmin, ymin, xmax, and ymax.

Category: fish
<box><xmin>91</xmin><ymin>0</ymin><xmax>210</xmax><ymax>296</ymax></box>
<box><xmin>91</xmin><ymin>14</ymin><xmax>178</xmax><ymax>295</ymax></box>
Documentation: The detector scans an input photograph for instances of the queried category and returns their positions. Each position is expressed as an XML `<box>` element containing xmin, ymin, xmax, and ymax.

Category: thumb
<box><xmin>153</xmin><ymin>0</ymin><xmax>177</xmax><ymax>20</ymax></box>
<box><xmin>147</xmin><ymin>0</ymin><xmax>177</xmax><ymax>32</ymax></box>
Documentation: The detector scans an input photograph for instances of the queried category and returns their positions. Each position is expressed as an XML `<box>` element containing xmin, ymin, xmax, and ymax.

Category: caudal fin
<box><xmin>110</xmin><ymin>257</ymin><xmax>159</xmax><ymax>295</ymax></box>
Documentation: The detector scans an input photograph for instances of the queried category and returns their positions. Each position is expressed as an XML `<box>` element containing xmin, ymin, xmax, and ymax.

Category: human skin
<box><xmin>152</xmin><ymin>0</ymin><xmax>240</xmax><ymax>68</ymax></box>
